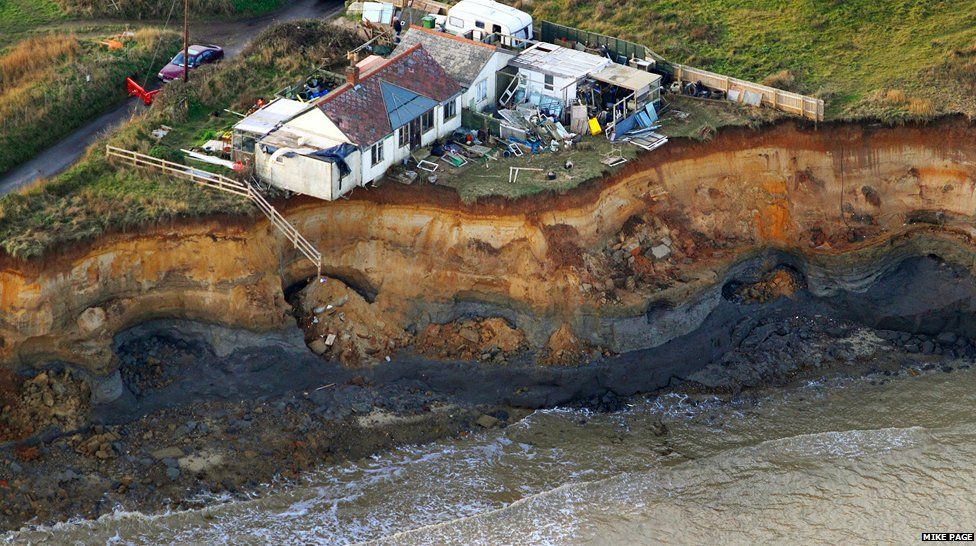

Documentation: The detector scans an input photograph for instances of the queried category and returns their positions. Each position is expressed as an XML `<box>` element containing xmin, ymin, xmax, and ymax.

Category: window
<box><xmin>398</xmin><ymin>126</ymin><xmax>409</xmax><ymax>148</ymax></box>
<box><xmin>370</xmin><ymin>141</ymin><xmax>384</xmax><ymax>165</ymax></box>
<box><xmin>448</xmin><ymin>16</ymin><xmax>464</xmax><ymax>28</ymax></box>
<box><xmin>475</xmin><ymin>20</ymin><xmax>485</xmax><ymax>29</ymax></box>
<box><xmin>544</xmin><ymin>74</ymin><xmax>554</xmax><ymax>92</ymax></box>
<box><xmin>443</xmin><ymin>99</ymin><xmax>457</xmax><ymax>121</ymax></box>
<box><xmin>420</xmin><ymin>110</ymin><xmax>435</xmax><ymax>134</ymax></box>
<box><xmin>475</xmin><ymin>79</ymin><xmax>488</xmax><ymax>102</ymax></box>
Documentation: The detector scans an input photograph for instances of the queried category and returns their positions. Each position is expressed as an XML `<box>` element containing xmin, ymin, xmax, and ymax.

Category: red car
<box><xmin>158</xmin><ymin>44</ymin><xmax>224</xmax><ymax>83</ymax></box>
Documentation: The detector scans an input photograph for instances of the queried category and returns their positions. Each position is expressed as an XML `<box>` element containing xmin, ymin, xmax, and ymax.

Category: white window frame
<box><xmin>398</xmin><ymin>126</ymin><xmax>409</xmax><ymax>148</ymax></box>
<box><xmin>420</xmin><ymin>110</ymin><xmax>435</xmax><ymax>134</ymax></box>
<box><xmin>370</xmin><ymin>141</ymin><xmax>383</xmax><ymax>166</ymax></box>
<box><xmin>544</xmin><ymin>74</ymin><xmax>554</xmax><ymax>92</ymax></box>
<box><xmin>443</xmin><ymin>98</ymin><xmax>457</xmax><ymax>121</ymax></box>
<box><xmin>475</xmin><ymin>79</ymin><xmax>488</xmax><ymax>102</ymax></box>
<box><xmin>448</xmin><ymin>16</ymin><xmax>464</xmax><ymax>28</ymax></box>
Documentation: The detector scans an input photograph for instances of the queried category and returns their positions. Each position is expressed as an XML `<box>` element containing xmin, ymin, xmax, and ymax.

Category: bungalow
<box><xmin>391</xmin><ymin>26</ymin><xmax>515</xmax><ymax>112</ymax></box>
<box><xmin>251</xmin><ymin>44</ymin><xmax>463</xmax><ymax>200</ymax></box>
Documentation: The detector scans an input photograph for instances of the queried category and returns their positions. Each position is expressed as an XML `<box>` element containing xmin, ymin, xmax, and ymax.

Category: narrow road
<box><xmin>0</xmin><ymin>0</ymin><xmax>344</xmax><ymax>196</ymax></box>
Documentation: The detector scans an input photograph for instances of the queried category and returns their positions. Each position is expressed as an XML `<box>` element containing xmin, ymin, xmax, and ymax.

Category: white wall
<box><xmin>361</xmin><ymin>134</ymin><xmax>396</xmax><ymax>185</ymax></box>
<box><xmin>256</xmin><ymin>148</ymin><xmax>337</xmax><ymax>201</ymax></box>
<box><xmin>255</xmin><ymin>146</ymin><xmax>362</xmax><ymax>201</ymax></box>
<box><xmin>464</xmin><ymin>50</ymin><xmax>515</xmax><ymax>111</ymax></box>
<box><xmin>287</xmin><ymin>108</ymin><xmax>351</xmax><ymax>143</ymax></box>
<box><xmin>361</xmin><ymin>96</ymin><xmax>463</xmax><ymax>185</ymax></box>
<box><xmin>518</xmin><ymin>68</ymin><xmax>577</xmax><ymax>106</ymax></box>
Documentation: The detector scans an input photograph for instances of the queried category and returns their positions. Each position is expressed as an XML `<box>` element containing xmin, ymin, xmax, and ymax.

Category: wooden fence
<box><xmin>105</xmin><ymin>146</ymin><xmax>323</xmax><ymax>276</ymax></box>
<box><xmin>672</xmin><ymin>64</ymin><xmax>824</xmax><ymax>122</ymax></box>
<box><xmin>537</xmin><ymin>21</ymin><xmax>824</xmax><ymax>122</ymax></box>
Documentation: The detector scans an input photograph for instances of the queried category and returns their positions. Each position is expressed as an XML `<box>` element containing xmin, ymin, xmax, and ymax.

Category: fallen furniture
<box><xmin>509</xmin><ymin>167</ymin><xmax>543</xmax><ymax>184</ymax></box>
<box><xmin>601</xmin><ymin>147</ymin><xmax>627</xmax><ymax>167</ymax></box>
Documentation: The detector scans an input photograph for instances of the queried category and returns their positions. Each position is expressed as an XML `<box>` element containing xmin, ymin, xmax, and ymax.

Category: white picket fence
<box><xmin>105</xmin><ymin>145</ymin><xmax>322</xmax><ymax>277</ymax></box>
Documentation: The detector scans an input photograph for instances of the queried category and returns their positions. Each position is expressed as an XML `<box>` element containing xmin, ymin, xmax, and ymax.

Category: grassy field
<box><xmin>0</xmin><ymin>0</ymin><xmax>286</xmax><ymax>45</ymax></box>
<box><xmin>0</xmin><ymin>0</ymin><xmax>64</xmax><ymax>36</ymax></box>
<box><xmin>0</xmin><ymin>21</ymin><xmax>361</xmax><ymax>259</ymax></box>
<box><xmin>54</xmin><ymin>0</ymin><xmax>287</xmax><ymax>19</ymax></box>
<box><xmin>0</xmin><ymin>30</ymin><xmax>181</xmax><ymax>176</ymax></box>
<box><xmin>522</xmin><ymin>0</ymin><xmax>976</xmax><ymax>119</ymax></box>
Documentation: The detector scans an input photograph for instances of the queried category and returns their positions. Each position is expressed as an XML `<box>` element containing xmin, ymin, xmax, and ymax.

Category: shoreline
<box><xmin>3</xmin><ymin>250</ymin><xmax>976</xmax><ymax>531</ymax></box>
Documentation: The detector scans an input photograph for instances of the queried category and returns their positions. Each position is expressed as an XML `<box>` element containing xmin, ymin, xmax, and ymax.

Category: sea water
<box><xmin>8</xmin><ymin>364</ymin><xmax>976</xmax><ymax>545</ymax></box>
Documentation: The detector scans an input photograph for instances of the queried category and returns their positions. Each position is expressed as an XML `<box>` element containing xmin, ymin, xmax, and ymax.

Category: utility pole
<box><xmin>183</xmin><ymin>0</ymin><xmax>189</xmax><ymax>83</ymax></box>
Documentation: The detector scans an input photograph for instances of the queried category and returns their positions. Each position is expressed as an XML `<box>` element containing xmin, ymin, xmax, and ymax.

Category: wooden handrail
<box><xmin>105</xmin><ymin>145</ymin><xmax>323</xmax><ymax>276</ymax></box>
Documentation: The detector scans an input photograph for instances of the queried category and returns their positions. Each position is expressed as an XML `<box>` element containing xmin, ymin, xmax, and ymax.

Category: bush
<box><xmin>0</xmin><ymin>30</ymin><xmax>181</xmax><ymax>175</ymax></box>
<box><xmin>0</xmin><ymin>34</ymin><xmax>79</xmax><ymax>91</ymax></box>
<box><xmin>0</xmin><ymin>20</ymin><xmax>362</xmax><ymax>259</ymax></box>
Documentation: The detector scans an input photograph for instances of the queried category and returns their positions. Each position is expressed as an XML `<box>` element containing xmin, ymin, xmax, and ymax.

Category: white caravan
<box><xmin>443</xmin><ymin>0</ymin><xmax>533</xmax><ymax>43</ymax></box>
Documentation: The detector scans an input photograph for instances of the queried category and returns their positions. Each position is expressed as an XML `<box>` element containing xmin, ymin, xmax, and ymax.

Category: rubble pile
<box><xmin>298</xmin><ymin>277</ymin><xmax>410</xmax><ymax>367</ymax></box>
<box><xmin>415</xmin><ymin>318</ymin><xmax>527</xmax><ymax>363</ymax></box>
<box><xmin>728</xmin><ymin>267</ymin><xmax>805</xmax><ymax>304</ymax></box>
<box><xmin>582</xmin><ymin>214</ymin><xmax>701</xmax><ymax>300</ymax></box>
<box><xmin>0</xmin><ymin>370</ymin><xmax>91</xmax><ymax>440</ymax></box>
<box><xmin>73</xmin><ymin>431</ymin><xmax>122</xmax><ymax>460</ymax></box>
<box><xmin>538</xmin><ymin>324</ymin><xmax>594</xmax><ymax>366</ymax></box>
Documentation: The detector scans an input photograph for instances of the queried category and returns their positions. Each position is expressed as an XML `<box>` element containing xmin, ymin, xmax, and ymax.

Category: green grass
<box><xmin>0</xmin><ymin>20</ymin><xmax>361</xmax><ymax>259</ymax></box>
<box><xmin>0</xmin><ymin>0</ymin><xmax>64</xmax><ymax>36</ymax></box>
<box><xmin>526</xmin><ymin>0</ymin><xmax>976</xmax><ymax>119</ymax></box>
<box><xmin>430</xmin><ymin>139</ymin><xmax>641</xmax><ymax>203</ymax></box>
<box><xmin>0</xmin><ymin>31</ymin><xmax>182</xmax><ymax>176</ymax></box>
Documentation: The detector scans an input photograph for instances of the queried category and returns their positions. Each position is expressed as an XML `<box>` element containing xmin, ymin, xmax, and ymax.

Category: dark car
<box><xmin>158</xmin><ymin>44</ymin><xmax>224</xmax><ymax>83</ymax></box>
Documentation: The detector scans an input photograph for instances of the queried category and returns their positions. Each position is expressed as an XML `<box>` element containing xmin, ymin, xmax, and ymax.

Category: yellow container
<box><xmin>588</xmin><ymin>117</ymin><xmax>602</xmax><ymax>136</ymax></box>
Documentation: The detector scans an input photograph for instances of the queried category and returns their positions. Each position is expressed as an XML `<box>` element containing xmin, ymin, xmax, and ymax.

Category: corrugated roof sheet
<box><xmin>591</xmin><ymin>63</ymin><xmax>661</xmax><ymax>92</ymax></box>
<box><xmin>510</xmin><ymin>42</ymin><xmax>611</xmax><ymax>80</ymax></box>
<box><xmin>234</xmin><ymin>98</ymin><xmax>311</xmax><ymax>136</ymax></box>
<box><xmin>318</xmin><ymin>44</ymin><xmax>462</xmax><ymax>146</ymax></box>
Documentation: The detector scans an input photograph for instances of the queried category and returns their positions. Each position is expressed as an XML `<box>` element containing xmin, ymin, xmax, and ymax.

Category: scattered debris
<box><xmin>151</xmin><ymin>125</ymin><xmax>172</xmax><ymax>140</ymax></box>
<box><xmin>416</xmin><ymin>318</ymin><xmax>527</xmax><ymax>362</ymax></box>
<box><xmin>509</xmin><ymin>166</ymin><xmax>543</xmax><ymax>184</ymax></box>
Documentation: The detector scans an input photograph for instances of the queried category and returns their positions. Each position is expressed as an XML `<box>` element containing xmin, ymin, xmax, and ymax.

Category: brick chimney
<box><xmin>346</xmin><ymin>65</ymin><xmax>360</xmax><ymax>86</ymax></box>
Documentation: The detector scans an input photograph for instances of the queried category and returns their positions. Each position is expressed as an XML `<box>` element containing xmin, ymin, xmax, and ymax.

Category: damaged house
<box><xmin>391</xmin><ymin>25</ymin><xmax>515</xmax><ymax>112</ymax></box>
<box><xmin>244</xmin><ymin>44</ymin><xmax>463</xmax><ymax>200</ymax></box>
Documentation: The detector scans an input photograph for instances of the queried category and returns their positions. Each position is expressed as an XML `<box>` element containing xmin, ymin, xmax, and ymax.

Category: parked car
<box><xmin>158</xmin><ymin>44</ymin><xmax>224</xmax><ymax>83</ymax></box>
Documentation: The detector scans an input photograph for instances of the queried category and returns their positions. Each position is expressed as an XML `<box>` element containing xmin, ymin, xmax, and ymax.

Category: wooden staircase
<box><xmin>105</xmin><ymin>146</ymin><xmax>323</xmax><ymax>277</ymax></box>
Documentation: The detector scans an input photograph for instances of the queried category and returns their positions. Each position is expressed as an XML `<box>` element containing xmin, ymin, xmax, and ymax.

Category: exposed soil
<box><xmin>3</xmin><ymin>252</ymin><xmax>976</xmax><ymax>531</ymax></box>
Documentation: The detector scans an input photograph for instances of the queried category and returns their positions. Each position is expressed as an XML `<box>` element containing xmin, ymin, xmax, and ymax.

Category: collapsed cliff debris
<box><xmin>538</xmin><ymin>324</ymin><xmax>595</xmax><ymax>366</ymax></box>
<box><xmin>297</xmin><ymin>277</ymin><xmax>410</xmax><ymax>367</ymax></box>
<box><xmin>580</xmin><ymin>210</ymin><xmax>712</xmax><ymax>301</ymax></box>
<box><xmin>724</xmin><ymin>267</ymin><xmax>805</xmax><ymax>304</ymax></box>
<box><xmin>415</xmin><ymin>318</ymin><xmax>527</xmax><ymax>363</ymax></box>
<box><xmin>0</xmin><ymin>370</ymin><xmax>91</xmax><ymax>441</ymax></box>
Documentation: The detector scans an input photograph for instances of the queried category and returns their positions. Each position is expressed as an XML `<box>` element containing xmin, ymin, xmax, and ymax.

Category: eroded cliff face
<box><xmin>2</xmin><ymin>120</ymin><xmax>975</xmax><ymax>372</ymax></box>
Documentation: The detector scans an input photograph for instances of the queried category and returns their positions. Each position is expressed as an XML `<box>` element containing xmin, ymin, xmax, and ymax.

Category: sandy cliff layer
<box><xmin>2</xmin><ymin>119</ymin><xmax>975</xmax><ymax>371</ymax></box>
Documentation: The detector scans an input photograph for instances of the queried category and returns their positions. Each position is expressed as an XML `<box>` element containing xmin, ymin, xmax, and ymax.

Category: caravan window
<box><xmin>448</xmin><ymin>16</ymin><xmax>464</xmax><ymax>28</ymax></box>
<box><xmin>475</xmin><ymin>20</ymin><xmax>485</xmax><ymax>29</ymax></box>
<box><xmin>544</xmin><ymin>74</ymin><xmax>554</xmax><ymax>91</ymax></box>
